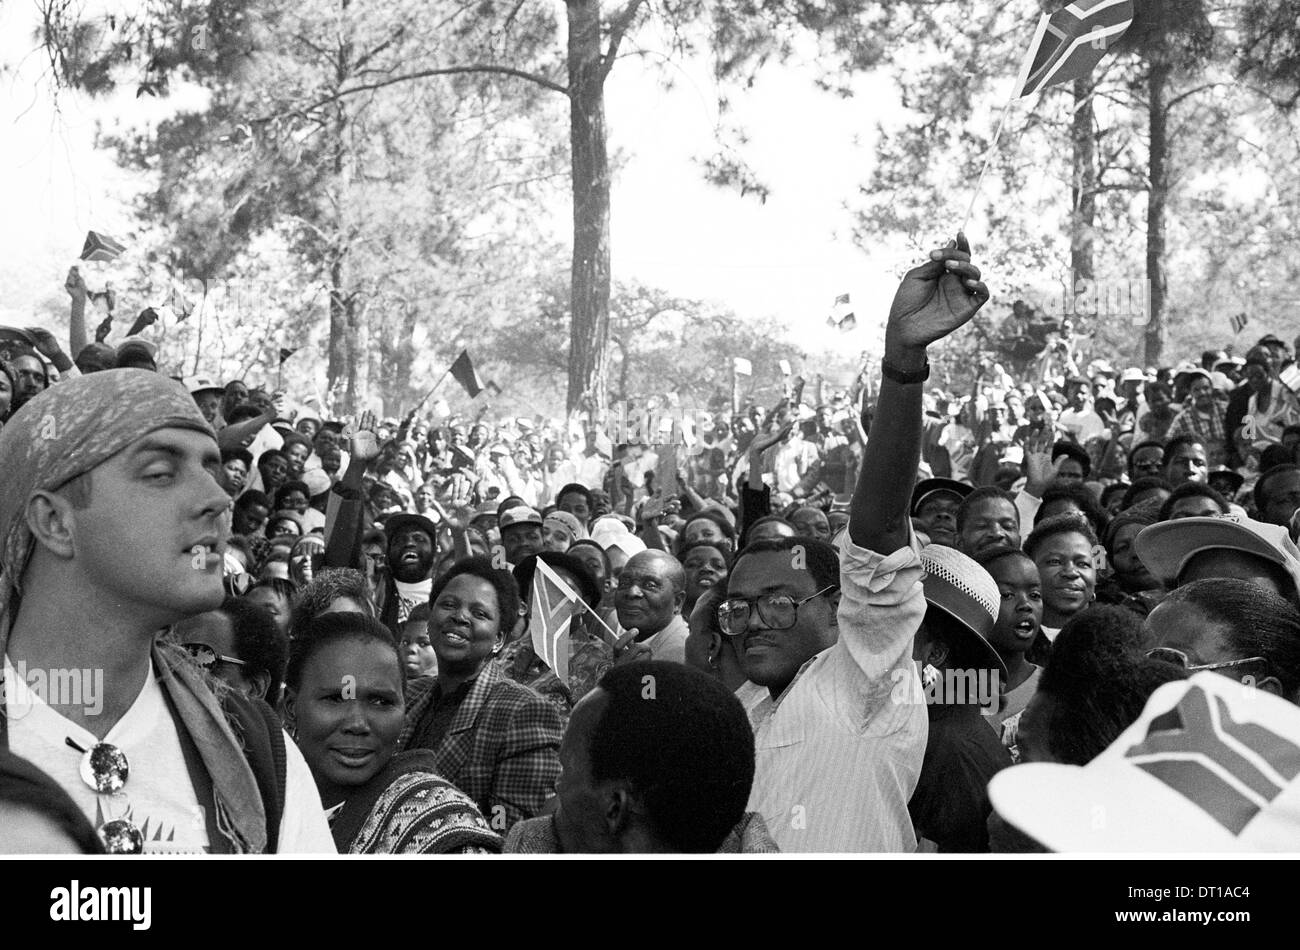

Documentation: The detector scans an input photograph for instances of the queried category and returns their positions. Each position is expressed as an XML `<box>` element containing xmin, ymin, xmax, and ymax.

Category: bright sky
<box><xmin>0</xmin><ymin>5</ymin><xmax>931</xmax><ymax>367</ymax></box>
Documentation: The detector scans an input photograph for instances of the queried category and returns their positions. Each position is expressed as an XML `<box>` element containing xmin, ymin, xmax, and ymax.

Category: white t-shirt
<box><xmin>393</xmin><ymin>578</ymin><xmax>433</xmax><ymax>625</ymax></box>
<box><xmin>5</xmin><ymin>656</ymin><xmax>334</xmax><ymax>854</ymax></box>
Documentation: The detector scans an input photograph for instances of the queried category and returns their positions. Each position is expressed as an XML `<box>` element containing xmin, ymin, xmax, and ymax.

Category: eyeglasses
<box><xmin>182</xmin><ymin>642</ymin><xmax>248</xmax><ymax>671</ymax></box>
<box><xmin>66</xmin><ymin>737</ymin><xmax>143</xmax><ymax>854</ymax></box>
<box><xmin>1146</xmin><ymin>647</ymin><xmax>1270</xmax><ymax>677</ymax></box>
<box><xmin>717</xmin><ymin>585</ymin><xmax>837</xmax><ymax>637</ymax></box>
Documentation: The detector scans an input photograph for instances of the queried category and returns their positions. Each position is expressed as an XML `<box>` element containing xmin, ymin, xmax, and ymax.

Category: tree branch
<box><xmin>282</xmin><ymin>64</ymin><xmax>568</xmax><ymax>119</ymax></box>
<box><xmin>602</xmin><ymin>0</ymin><xmax>648</xmax><ymax>79</ymax></box>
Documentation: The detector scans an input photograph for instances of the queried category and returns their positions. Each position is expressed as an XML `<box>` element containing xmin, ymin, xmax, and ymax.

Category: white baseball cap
<box><xmin>1135</xmin><ymin>515</ymin><xmax>1300</xmax><ymax>595</ymax></box>
<box><xmin>989</xmin><ymin>673</ymin><xmax>1300</xmax><ymax>852</ymax></box>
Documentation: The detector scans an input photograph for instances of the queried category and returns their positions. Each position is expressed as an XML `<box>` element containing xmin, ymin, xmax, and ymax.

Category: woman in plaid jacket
<box><xmin>396</xmin><ymin>557</ymin><xmax>563</xmax><ymax>832</ymax></box>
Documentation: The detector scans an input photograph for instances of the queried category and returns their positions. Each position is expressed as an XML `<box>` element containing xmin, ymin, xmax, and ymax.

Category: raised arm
<box><xmin>849</xmin><ymin>234</ymin><xmax>990</xmax><ymax>554</ymax></box>
<box><xmin>66</xmin><ymin>267</ymin><xmax>89</xmax><ymax>357</ymax></box>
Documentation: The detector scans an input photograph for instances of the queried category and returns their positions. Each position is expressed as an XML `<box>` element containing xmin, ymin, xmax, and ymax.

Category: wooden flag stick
<box><xmin>961</xmin><ymin>96</ymin><xmax>1016</xmax><ymax>234</ymax></box>
<box><xmin>575</xmin><ymin>598</ymin><xmax>621</xmax><ymax>648</ymax></box>
<box><xmin>412</xmin><ymin>366</ymin><xmax>452</xmax><ymax>415</ymax></box>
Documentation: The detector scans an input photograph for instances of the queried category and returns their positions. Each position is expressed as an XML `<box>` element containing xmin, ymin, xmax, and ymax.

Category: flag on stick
<box><xmin>828</xmin><ymin>293</ymin><xmax>856</xmax><ymax>332</ymax></box>
<box><xmin>733</xmin><ymin>356</ymin><xmax>753</xmax><ymax>376</ymax></box>
<box><xmin>530</xmin><ymin>559</ymin><xmax>582</xmax><ymax>684</ymax></box>
<box><xmin>450</xmin><ymin>349</ymin><xmax>484</xmax><ymax>398</ymax></box>
<box><xmin>79</xmin><ymin>231</ymin><xmax>126</xmax><ymax>262</ymax></box>
<box><xmin>1014</xmin><ymin>0</ymin><xmax>1135</xmax><ymax>99</ymax></box>
<box><xmin>279</xmin><ymin>347</ymin><xmax>298</xmax><ymax>364</ymax></box>
<box><xmin>1230</xmin><ymin>312</ymin><xmax>1249</xmax><ymax>335</ymax></box>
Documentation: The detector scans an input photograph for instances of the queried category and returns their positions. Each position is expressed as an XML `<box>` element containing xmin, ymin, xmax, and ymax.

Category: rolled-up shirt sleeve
<box><xmin>824</xmin><ymin>528</ymin><xmax>927</xmax><ymax>736</ymax></box>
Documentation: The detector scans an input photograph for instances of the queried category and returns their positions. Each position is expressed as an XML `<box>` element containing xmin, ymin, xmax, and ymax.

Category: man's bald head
<box><xmin>625</xmin><ymin>549</ymin><xmax>686</xmax><ymax>594</ymax></box>
<box><xmin>615</xmin><ymin>550</ymin><xmax>687</xmax><ymax>638</ymax></box>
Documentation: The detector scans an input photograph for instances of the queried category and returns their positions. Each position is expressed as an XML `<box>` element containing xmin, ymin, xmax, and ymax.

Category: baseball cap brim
<box><xmin>911</xmin><ymin>478</ymin><xmax>973</xmax><ymax>516</ymax></box>
<box><xmin>383</xmin><ymin>513</ymin><xmax>438</xmax><ymax>541</ymax></box>
<box><xmin>1134</xmin><ymin>516</ymin><xmax>1300</xmax><ymax>591</ymax></box>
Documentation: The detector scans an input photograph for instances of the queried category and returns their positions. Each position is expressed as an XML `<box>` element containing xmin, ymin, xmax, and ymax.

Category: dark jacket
<box><xmin>396</xmin><ymin>661</ymin><xmax>562</xmax><ymax>832</ymax></box>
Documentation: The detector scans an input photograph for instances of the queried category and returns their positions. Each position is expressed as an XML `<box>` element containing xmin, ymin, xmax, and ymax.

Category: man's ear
<box><xmin>603</xmin><ymin>783</ymin><xmax>635</xmax><ymax>840</ymax></box>
<box><xmin>929</xmin><ymin>638</ymin><xmax>951</xmax><ymax>669</ymax></box>
<box><xmin>25</xmin><ymin>490</ymin><xmax>77</xmax><ymax>560</ymax></box>
<box><xmin>247</xmin><ymin>670</ymin><xmax>272</xmax><ymax>702</ymax></box>
<box><xmin>1253</xmin><ymin>674</ymin><xmax>1285</xmax><ymax>700</ymax></box>
<box><xmin>282</xmin><ymin>691</ymin><xmax>297</xmax><ymax>732</ymax></box>
<box><xmin>672</xmin><ymin>587</ymin><xmax>686</xmax><ymax>615</ymax></box>
<box><xmin>825</xmin><ymin>588</ymin><xmax>841</xmax><ymax>628</ymax></box>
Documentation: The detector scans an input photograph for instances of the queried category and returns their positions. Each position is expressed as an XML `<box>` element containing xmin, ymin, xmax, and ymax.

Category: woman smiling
<box><xmin>396</xmin><ymin>557</ymin><xmax>563</xmax><ymax>832</ymax></box>
<box><xmin>284</xmin><ymin>612</ymin><xmax>500</xmax><ymax>854</ymax></box>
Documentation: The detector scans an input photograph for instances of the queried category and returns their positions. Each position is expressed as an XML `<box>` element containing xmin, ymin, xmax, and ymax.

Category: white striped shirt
<box><xmin>744</xmin><ymin>531</ymin><xmax>928</xmax><ymax>852</ymax></box>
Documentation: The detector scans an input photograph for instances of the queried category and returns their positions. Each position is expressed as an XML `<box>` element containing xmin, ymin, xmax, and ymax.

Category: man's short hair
<box><xmin>1162</xmin><ymin>434</ymin><xmax>1203</xmax><ymax>461</ymax></box>
<box><xmin>226</xmin><ymin>405</ymin><xmax>263</xmax><ymax>425</ymax></box>
<box><xmin>1035</xmin><ymin>606</ymin><xmax>1187</xmax><ymax>765</ymax></box>
<box><xmin>956</xmin><ymin>486</ymin><xmax>1018</xmax><ymax>533</ymax></box>
<box><xmin>1158</xmin><ymin>482</ymin><xmax>1229</xmax><ymax>521</ymax></box>
<box><xmin>557</xmin><ymin>483</ymin><xmax>593</xmax><ymax>507</ymax></box>
<box><xmin>1254</xmin><ymin>464</ymin><xmax>1300</xmax><ymax>513</ymax></box>
<box><xmin>1024</xmin><ymin>513</ymin><xmax>1099</xmax><ymax>560</ymax></box>
<box><xmin>1120</xmin><ymin>477</ymin><xmax>1173</xmax><ymax>511</ymax></box>
<box><xmin>1035</xmin><ymin>483</ymin><xmax>1109</xmax><ymax>537</ymax></box>
<box><xmin>734</xmin><ymin>536</ymin><xmax>839</xmax><ymax>592</ymax></box>
<box><xmin>235</xmin><ymin>490</ymin><xmax>271</xmax><ymax>511</ymax></box>
<box><xmin>1126</xmin><ymin>440</ymin><xmax>1165</xmax><ymax>468</ymax></box>
<box><xmin>1050</xmin><ymin>441</ymin><xmax>1091</xmax><ymax>476</ymax></box>
<box><xmin>590</xmin><ymin>661</ymin><xmax>755</xmax><ymax>852</ymax></box>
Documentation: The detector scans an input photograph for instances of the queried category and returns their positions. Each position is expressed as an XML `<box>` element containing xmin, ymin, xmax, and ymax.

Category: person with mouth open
<box><xmin>284</xmin><ymin>611</ymin><xmax>500</xmax><ymax>853</ymax></box>
<box><xmin>378</xmin><ymin>512</ymin><xmax>439</xmax><ymax>632</ymax></box>
<box><xmin>974</xmin><ymin>545</ymin><xmax>1045</xmax><ymax>753</ymax></box>
<box><xmin>397</xmin><ymin>557</ymin><xmax>562</xmax><ymax>832</ymax></box>
<box><xmin>0</xmin><ymin>369</ymin><xmax>334</xmax><ymax>854</ymax></box>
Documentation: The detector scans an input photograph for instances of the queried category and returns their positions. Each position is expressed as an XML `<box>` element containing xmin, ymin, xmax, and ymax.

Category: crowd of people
<box><xmin>2</xmin><ymin>239</ymin><xmax>1299</xmax><ymax>856</ymax></box>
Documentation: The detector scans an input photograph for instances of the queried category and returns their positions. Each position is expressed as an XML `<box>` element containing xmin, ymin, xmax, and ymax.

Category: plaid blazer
<box><xmin>397</xmin><ymin>662</ymin><xmax>562</xmax><ymax>831</ymax></box>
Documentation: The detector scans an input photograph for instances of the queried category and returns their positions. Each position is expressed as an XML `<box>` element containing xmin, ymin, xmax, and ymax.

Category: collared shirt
<box><xmin>641</xmin><ymin>614</ymin><xmax>688</xmax><ymax>664</ymax></box>
<box><xmin>1166</xmin><ymin>404</ymin><xmax>1227</xmax><ymax>462</ymax></box>
<box><xmin>744</xmin><ymin>530</ymin><xmax>928</xmax><ymax>853</ymax></box>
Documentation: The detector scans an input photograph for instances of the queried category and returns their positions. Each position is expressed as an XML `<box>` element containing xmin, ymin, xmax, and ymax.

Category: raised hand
<box><xmin>885</xmin><ymin>232</ymin><xmax>990</xmax><ymax>354</ymax></box>
<box><xmin>347</xmin><ymin>409</ymin><xmax>381</xmax><ymax>463</ymax></box>
<box><xmin>749</xmin><ymin>420</ymin><xmax>794</xmax><ymax>456</ymax></box>
<box><xmin>1021</xmin><ymin>428</ymin><xmax>1058</xmax><ymax>497</ymax></box>
<box><xmin>65</xmin><ymin>266</ymin><xmax>87</xmax><ymax>301</ymax></box>
<box><xmin>25</xmin><ymin>327</ymin><xmax>63</xmax><ymax>360</ymax></box>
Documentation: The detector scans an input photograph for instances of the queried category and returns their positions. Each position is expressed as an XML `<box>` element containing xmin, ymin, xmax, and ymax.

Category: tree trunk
<box><xmin>327</xmin><ymin>255</ymin><xmax>347</xmax><ymax>404</ymax></box>
<box><xmin>1145</xmin><ymin>58</ymin><xmax>1170</xmax><ymax>367</ymax></box>
<box><xmin>566</xmin><ymin>0</ymin><xmax>612</xmax><ymax>417</ymax></box>
<box><xmin>1070</xmin><ymin>78</ymin><xmax>1097</xmax><ymax>320</ymax></box>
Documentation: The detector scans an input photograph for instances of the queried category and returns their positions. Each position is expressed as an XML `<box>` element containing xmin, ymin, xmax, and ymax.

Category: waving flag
<box><xmin>1015</xmin><ymin>0</ymin><xmax>1134</xmax><ymax>99</ymax></box>
<box><xmin>1230</xmin><ymin>312</ymin><xmax>1249</xmax><ymax>335</ymax></box>
<box><xmin>450</xmin><ymin>349</ymin><xmax>484</xmax><ymax>399</ymax></box>
<box><xmin>530</xmin><ymin>559</ymin><xmax>581</xmax><ymax>684</ymax></box>
<box><xmin>79</xmin><ymin>231</ymin><xmax>126</xmax><ymax>262</ymax></box>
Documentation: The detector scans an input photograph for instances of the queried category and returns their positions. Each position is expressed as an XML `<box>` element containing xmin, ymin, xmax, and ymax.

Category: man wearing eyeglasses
<box><xmin>0</xmin><ymin>370</ymin><xmax>334</xmax><ymax>854</ymax></box>
<box><xmin>722</xmin><ymin>234</ymin><xmax>990</xmax><ymax>852</ymax></box>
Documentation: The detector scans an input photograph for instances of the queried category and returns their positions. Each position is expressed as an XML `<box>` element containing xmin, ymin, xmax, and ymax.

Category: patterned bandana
<box><xmin>0</xmin><ymin>369</ymin><xmax>213</xmax><ymax>640</ymax></box>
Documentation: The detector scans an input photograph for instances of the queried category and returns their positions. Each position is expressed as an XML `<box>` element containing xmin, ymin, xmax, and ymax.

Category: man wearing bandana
<box><xmin>0</xmin><ymin>370</ymin><xmax>334</xmax><ymax>854</ymax></box>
